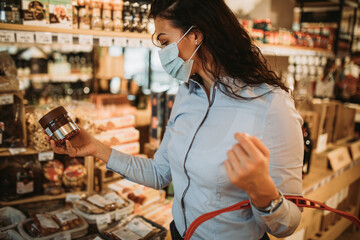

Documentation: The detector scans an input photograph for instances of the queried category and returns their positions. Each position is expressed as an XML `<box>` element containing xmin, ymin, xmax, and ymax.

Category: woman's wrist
<box><xmin>93</xmin><ymin>139</ymin><xmax>112</xmax><ymax>163</ymax></box>
<box><xmin>247</xmin><ymin>177</ymin><xmax>280</xmax><ymax>208</ymax></box>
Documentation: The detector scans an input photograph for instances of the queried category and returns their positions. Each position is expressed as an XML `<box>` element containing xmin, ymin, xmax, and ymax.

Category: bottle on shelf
<box><xmin>90</xmin><ymin>0</ymin><xmax>102</xmax><ymax>30</ymax></box>
<box><xmin>302</xmin><ymin>122</ymin><xmax>313</xmax><ymax>177</ymax></box>
<box><xmin>72</xmin><ymin>0</ymin><xmax>79</xmax><ymax>29</ymax></box>
<box><xmin>130</xmin><ymin>1</ymin><xmax>140</xmax><ymax>32</ymax></box>
<box><xmin>112</xmin><ymin>0</ymin><xmax>123</xmax><ymax>32</ymax></box>
<box><xmin>78</xmin><ymin>0</ymin><xmax>91</xmax><ymax>29</ymax></box>
<box><xmin>122</xmin><ymin>0</ymin><xmax>132</xmax><ymax>32</ymax></box>
<box><xmin>102</xmin><ymin>0</ymin><xmax>113</xmax><ymax>31</ymax></box>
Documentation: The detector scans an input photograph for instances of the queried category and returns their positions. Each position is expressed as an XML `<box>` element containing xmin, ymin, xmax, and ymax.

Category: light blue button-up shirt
<box><xmin>107</xmin><ymin>78</ymin><xmax>304</xmax><ymax>240</ymax></box>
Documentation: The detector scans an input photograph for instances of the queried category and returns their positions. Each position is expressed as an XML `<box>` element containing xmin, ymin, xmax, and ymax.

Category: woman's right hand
<box><xmin>46</xmin><ymin>127</ymin><xmax>112</xmax><ymax>162</ymax></box>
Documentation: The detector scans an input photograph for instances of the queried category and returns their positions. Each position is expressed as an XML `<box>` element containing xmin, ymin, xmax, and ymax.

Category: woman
<box><xmin>49</xmin><ymin>0</ymin><xmax>304</xmax><ymax>239</ymax></box>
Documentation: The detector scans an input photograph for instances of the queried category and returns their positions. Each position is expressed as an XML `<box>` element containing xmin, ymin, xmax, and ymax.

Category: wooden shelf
<box><xmin>258</xmin><ymin>43</ymin><xmax>334</xmax><ymax>57</ymax></box>
<box><xmin>0</xmin><ymin>147</ymin><xmax>38</xmax><ymax>157</ymax></box>
<box><xmin>0</xmin><ymin>23</ymin><xmax>151</xmax><ymax>39</ymax></box>
<box><xmin>19</xmin><ymin>73</ymin><xmax>93</xmax><ymax>83</ymax></box>
<box><xmin>0</xmin><ymin>192</ymin><xmax>86</xmax><ymax>207</ymax></box>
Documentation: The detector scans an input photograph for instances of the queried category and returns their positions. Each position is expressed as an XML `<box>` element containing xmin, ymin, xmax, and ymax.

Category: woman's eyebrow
<box><xmin>157</xmin><ymin>33</ymin><xmax>166</xmax><ymax>41</ymax></box>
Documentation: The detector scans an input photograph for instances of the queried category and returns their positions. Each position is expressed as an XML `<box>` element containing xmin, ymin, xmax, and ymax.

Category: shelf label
<box><xmin>79</xmin><ymin>34</ymin><xmax>93</xmax><ymax>46</ymax></box>
<box><xmin>16</xmin><ymin>31</ymin><xmax>35</xmax><ymax>43</ymax></box>
<box><xmin>0</xmin><ymin>31</ymin><xmax>15</xmax><ymax>43</ymax></box>
<box><xmin>316</xmin><ymin>133</ymin><xmax>328</xmax><ymax>153</ymax></box>
<box><xmin>142</xmin><ymin>39</ymin><xmax>153</xmax><ymax>48</ymax></box>
<box><xmin>128</xmin><ymin>38</ymin><xmax>141</xmax><ymax>48</ymax></box>
<box><xmin>0</xmin><ymin>94</ymin><xmax>14</xmax><ymax>105</ymax></box>
<box><xmin>66</xmin><ymin>193</ymin><xmax>81</xmax><ymax>203</ymax></box>
<box><xmin>99</xmin><ymin>36</ymin><xmax>113</xmax><ymax>47</ymax></box>
<box><xmin>38</xmin><ymin>151</ymin><xmax>54</xmax><ymax>161</ymax></box>
<box><xmin>54</xmin><ymin>232</ymin><xmax>71</xmax><ymax>240</ymax></box>
<box><xmin>36</xmin><ymin>32</ymin><xmax>52</xmax><ymax>44</ymax></box>
<box><xmin>96</xmin><ymin>213</ymin><xmax>111</xmax><ymax>230</ymax></box>
<box><xmin>114</xmin><ymin>37</ymin><xmax>127</xmax><ymax>47</ymax></box>
<box><xmin>58</xmin><ymin>33</ymin><xmax>73</xmax><ymax>45</ymax></box>
<box><xmin>9</xmin><ymin>147</ymin><xmax>26</xmax><ymax>155</ymax></box>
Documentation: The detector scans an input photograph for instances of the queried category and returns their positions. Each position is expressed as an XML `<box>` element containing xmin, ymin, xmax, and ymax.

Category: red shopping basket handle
<box><xmin>184</xmin><ymin>196</ymin><xmax>360</xmax><ymax>240</ymax></box>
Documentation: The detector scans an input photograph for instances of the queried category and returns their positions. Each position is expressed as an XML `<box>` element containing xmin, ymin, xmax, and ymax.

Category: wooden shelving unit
<box><xmin>0</xmin><ymin>147</ymin><xmax>37</xmax><ymax>157</ymax></box>
<box><xmin>258</xmin><ymin>43</ymin><xmax>334</xmax><ymax>57</ymax></box>
<box><xmin>19</xmin><ymin>73</ymin><xmax>93</xmax><ymax>83</ymax></box>
<box><xmin>0</xmin><ymin>23</ymin><xmax>152</xmax><ymax>39</ymax></box>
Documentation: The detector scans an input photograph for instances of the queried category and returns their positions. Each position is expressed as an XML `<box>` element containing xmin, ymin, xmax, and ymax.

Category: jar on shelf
<box><xmin>102</xmin><ymin>0</ymin><xmax>113</xmax><ymax>31</ymax></box>
<box><xmin>90</xmin><ymin>0</ymin><xmax>102</xmax><ymax>30</ymax></box>
<box><xmin>140</xmin><ymin>2</ymin><xmax>149</xmax><ymax>33</ymax></box>
<box><xmin>78</xmin><ymin>0</ymin><xmax>91</xmax><ymax>29</ymax></box>
<box><xmin>122</xmin><ymin>0</ymin><xmax>132</xmax><ymax>32</ymax></box>
<box><xmin>130</xmin><ymin>1</ymin><xmax>140</xmax><ymax>32</ymax></box>
<box><xmin>72</xmin><ymin>0</ymin><xmax>78</xmax><ymax>29</ymax></box>
<box><xmin>112</xmin><ymin>0</ymin><xmax>123</xmax><ymax>32</ymax></box>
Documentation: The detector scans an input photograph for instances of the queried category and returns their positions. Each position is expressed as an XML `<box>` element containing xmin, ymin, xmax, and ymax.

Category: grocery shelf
<box><xmin>0</xmin><ymin>23</ymin><xmax>151</xmax><ymax>39</ymax></box>
<box><xmin>258</xmin><ymin>43</ymin><xmax>334</xmax><ymax>57</ymax></box>
<box><xmin>0</xmin><ymin>147</ymin><xmax>38</xmax><ymax>157</ymax></box>
<box><xmin>0</xmin><ymin>191</ymin><xmax>86</xmax><ymax>207</ymax></box>
<box><xmin>19</xmin><ymin>73</ymin><xmax>93</xmax><ymax>83</ymax></box>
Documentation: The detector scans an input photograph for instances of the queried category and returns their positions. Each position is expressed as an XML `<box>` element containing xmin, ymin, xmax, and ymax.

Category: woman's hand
<box><xmin>225</xmin><ymin>132</ymin><xmax>279</xmax><ymax>208</ymax></box>
<box><xmin>46</xmin><ymin>126</ymin><xmax>112</xmax><ymax>162</ymax></box>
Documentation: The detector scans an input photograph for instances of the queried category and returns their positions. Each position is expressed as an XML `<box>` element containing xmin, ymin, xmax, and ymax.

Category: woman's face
<box><xmin>154</xmin><ymin>17</ymin><xmax>199</xmax><ymax>76</ymax></box>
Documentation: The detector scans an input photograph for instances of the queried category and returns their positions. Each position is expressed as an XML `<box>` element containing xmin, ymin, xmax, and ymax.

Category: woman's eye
<box><xmin>161</xmin><ymin>41</ymin><xmax>169</xmax><ymax>46</ymax></box>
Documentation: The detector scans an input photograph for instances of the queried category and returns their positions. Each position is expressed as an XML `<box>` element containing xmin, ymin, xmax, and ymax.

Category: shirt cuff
<box><xmin>106</xmin><ymin>149</ymin><xmax>131</xmax><ymax>178</ymax></box>
<box><xmin>251</xmin><ymin>191</ymin><xmax>288</xmax><ymax>219</ymax></box>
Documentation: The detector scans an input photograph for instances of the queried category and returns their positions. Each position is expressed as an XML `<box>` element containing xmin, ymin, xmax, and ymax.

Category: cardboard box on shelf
<box><xmin>349</xmin><ymin>139</ymin><xmax>360</xmax><ymax>161</ymax></box>
<box><xmin>49</xmin><ymin>0</ymin><xmax>72</xmax><ymax>29</ymax></box>
<box><xmin>327</xmin><ymin>146</ymin><xmax>352</xmax><ymax>172</ymax></box>
<box><xmin>22</xmin><ymin>0</ymin><xmax>49</xmax><ymax>26</ymax></box>
<box><xmin>94</xmin><ymin>128</ymin><xmax>140</xmax><ymax>146</ymax></box>
<box><xmin>333</xmin><ymin>105</ymin><xmax>356</xmax><ymax>142</ymax></box>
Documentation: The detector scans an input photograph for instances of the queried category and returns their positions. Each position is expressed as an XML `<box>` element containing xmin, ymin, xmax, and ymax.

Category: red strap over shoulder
<box><xmin>184</xmin><ymin>196</ymin><xmax>360</xmax><ymax>240</ymax></box>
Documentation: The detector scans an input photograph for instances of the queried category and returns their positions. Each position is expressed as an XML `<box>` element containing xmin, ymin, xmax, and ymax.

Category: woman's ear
<box><xmin>193</xmin><ymin>29</ymin><xmax>204</xmax><ymax>45</ymax></box>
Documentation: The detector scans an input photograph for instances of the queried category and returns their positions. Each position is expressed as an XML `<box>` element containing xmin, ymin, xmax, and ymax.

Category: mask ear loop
<box><xmin>188</xmin><ymin>42</ymin><xmax>202</xmax><ymax>61</ymax></box>
<box><xmin>177</xmin><ymin>25</ymin><xmax>194</xmax><ymax>44</ymax></box>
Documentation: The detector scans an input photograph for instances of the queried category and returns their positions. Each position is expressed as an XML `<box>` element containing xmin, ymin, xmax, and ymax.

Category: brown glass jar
<box><xmin>39</xmin><ymin>106</ymin><xmax>80</xmax><ymax>146</ymax></box>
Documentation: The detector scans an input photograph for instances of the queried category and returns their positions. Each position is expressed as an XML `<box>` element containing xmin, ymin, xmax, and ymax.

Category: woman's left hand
<box><xmin>225</xmin><ymin>132</ymin><xmax>280</xmax><ymax>208</ymax></box>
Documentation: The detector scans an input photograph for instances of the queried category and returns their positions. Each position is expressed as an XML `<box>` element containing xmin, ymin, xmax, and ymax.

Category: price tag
<box><xmin>17</xmin><ymin>31</ymin><xmax>35</xmax><ymax>43</ymax></box>
<box><xmin>0</xmin><ymin>31</ymin><xmax>15</xmax><ymax>43</ymax></box>
<box><xmin>96</xmin><ymin>213</ymin><xmax>111</xmax><ymax>230</ymax></box>
<box><xmin>9</xmin><ymin>148</ymin><xmax>26</xmax><ymax>155</ymax></box>
<box><xmin>0</xmin><ymin>94</ymin><xmax>14</xmax><ymax>105</ymax></box>
<box><xmin>142</xmin><ymin>39</ymin><xmax>153</xmax><ymax>48</ymax></box>
<box><xmin>99</xmin><ymin>36</ymin><xmax>113</xmax><ymax>47</ymax></box>
<box><xmin>114</xmin><ymin>37</ymin><xmax>127</xmax><ymax>47</ymax></box>
<box><xmin>38</xmin><ymin>151</ymin><xmax>54</xmax><ymax>161</ymax></box>
<box><xmin>58</xmin><ymin>33</ymin><xmax>73</xmax><ymax>45</ymax></box>
<box><xmin>128</xmin><ymin>38</ymin><xmax>141</xmax><ymax>48</ymax></box>
<box><xmin>54</xmin><ymin>232</ymin><xmax>71</xmax><ymax>240</ymax></box>
<box><xmin>79</xmin><ymin>34</ymin><xmax>93</xmax><ymax>46</ymax></box>
<box><xmin>66</xmin><ymin>193</ymin><xmax>81</xmax><ymax>203</ymax></box>
<box><xmin>115</xmin><ymin>209</ymin><xmax>123</xmax><ymax>221</ymax></box>
<box><xmin>36</xmin><ymin>32</ymin><xmax>52</xmax><ymax>44</ymax></box>
<box><xmin>316</xmin><ymin>133</ymin><xmax>328</xmax><ymax>153</ymax></box>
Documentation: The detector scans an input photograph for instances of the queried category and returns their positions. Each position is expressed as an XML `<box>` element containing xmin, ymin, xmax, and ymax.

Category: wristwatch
<box><xmin>255</xmin><ymin>192</ymin><xmax>283</xmax><ymax>214</ymax></box>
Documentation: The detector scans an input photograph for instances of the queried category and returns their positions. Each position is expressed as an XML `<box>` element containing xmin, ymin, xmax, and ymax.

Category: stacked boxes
<box><xmin>49</xmin><ymin>0</ymin><xmax>72</xmax><ymax>28</ymax></box>
<box><xmin>22</xmin><ymin>0</ymin><xmax>50</xmax><ymax>26</ymax></box>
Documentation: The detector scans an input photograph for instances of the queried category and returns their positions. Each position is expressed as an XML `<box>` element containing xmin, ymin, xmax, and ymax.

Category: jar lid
<box><xmin>39</xmin><ymin>106</ymin><xmax>68</xmax><ymax>129</ymax></box>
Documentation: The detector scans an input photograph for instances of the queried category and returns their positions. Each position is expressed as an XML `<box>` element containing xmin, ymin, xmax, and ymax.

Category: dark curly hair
<box><xmin>149</xmin><ymin>0</ymin><xmax>289</xmax><ymax>99</ymax></box>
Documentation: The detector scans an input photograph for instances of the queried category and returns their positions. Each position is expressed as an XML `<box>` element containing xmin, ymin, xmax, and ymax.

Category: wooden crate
<box><xmin>333</xmin><ymin>105</ymin><xmax>356</xmax><ymax>142</ymax></box>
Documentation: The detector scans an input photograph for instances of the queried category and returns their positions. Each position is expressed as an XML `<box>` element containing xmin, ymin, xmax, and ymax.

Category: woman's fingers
<box><xmin>50</xmin><ymin>140</ymin><xmax>67</xmax><ymax>154</ymax></box>
<box><xmin>249</xmin><ymin>136</ymin><xmax>270</xmax><ymax>158</ymax></box>
<box><xmin>234</xmin><ymin>133</ymin><xmax>263</xmax><ymax>161</ymax></box>
<box><xmin>66</xmin><ymin>140</ymin><xmax>78</xmax><ymax>157</ymax></box>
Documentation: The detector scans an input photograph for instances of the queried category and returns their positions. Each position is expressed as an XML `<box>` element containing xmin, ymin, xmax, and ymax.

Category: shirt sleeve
<box><xmin>106</xmin><ymin>88</ymin><xmax>184</xmax><ymax>190</ymax></box>
<box><xmin>251</xmin><ymin>90</ymin><xmax>304</xmax><ymax>238</ymax></box>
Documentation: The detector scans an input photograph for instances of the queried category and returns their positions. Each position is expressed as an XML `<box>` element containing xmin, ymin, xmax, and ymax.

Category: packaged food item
<box><xmin>53</xmin><ymin>209</ymin><xmax>82</xmax><ymax>230</ymax></box>
<box><xmin>102</xmin><ymin>215</ymin><xmax>166</xmax><ymax>240</ymax></box>
<box><xmin>112</xmin><ymin>142</ymin><xmax>140</xmax><ymax>155</ymax></box>
<box><xmin>42</xmin><ymin>160</ymin><xmax>65</xmax><ymax>195</ymax></box>
<box><xmin>25</xmin><ymin>108</ymin><xmax>51</xmax><ymax>152</ymax></box>
<box><xmin>112</xmin><ymin>0</ymin><xmax>123</xmax><ymax>32</ymax></box>
<box><xmin>0</xmin><ymin>51</ymin><xmax>19</xmax><ymax>93</ymax></box>
<box><xmin>94</xmin><ymin>115</ymin><xmax>135</xmax><ymax>133</ymax></box>
<box><xmin>31</xmin><ymin>213</ymin><xmax>60</xmax><ymax>236</ymax></box>
<box><xmin>94</xmin><ymin>128</ymin><xmax>139</xmax><ymax>146</ymax></box>
<box><xmin>0</xmin><ymin>229</ymin><xmax>25</xmax><ymax>240</ymax></box>
<box><xmin>90</xmin><ymin>0</ymin><xmax>101</xmax><ymax>30</ymax></box>
<box><xmin>0</xmin><ymin>93</ymin><xmax>25</xmax><ymax>148</ymax></box>
<box><xmin>102</xmin><ymin>0</ymin><xmax>113</xmax><ymax>31</ymax></box>
<box><xmin>104</xmin><ymin>192</ymin><xmax>128</xmax><ymax>208</ymax></box>
<box><xmin>0</xmin><ymin>207</ymin><xmax>26</xmax><ymax>231</ymax></box>
<box><xmin>63</xmin><ymin>162</ymin><xmax>87</xmax><ymax>191</ymax></box>
<box><xmin>87</xmin><ymin>194</ymin><xmax>117</xmax><ymax>211</ymax></box>
<box><xmin>0</xmin><ymin>156</ymin><xmax>42</xmax><ymax>202</ymax></box>
<box><xmin>75</xmin><ymin>200</ymin><xmax>105</xmax><ymax>214</ymax></box>
<box><xmin>78</xmin><ymin>0</ymin><xmax>90</xmax><ymax>29</ymax></box>
<box><xmin>49</xmin><ymin>0</ymin><xmax>72</xmax><ymax>28</ymax></box>
<box><xmin>39</xmin><ymin>106</ymin><xmax>80</xmax><ymax>146</ymax></box>
<box><xmin>22</xmin><ymin>0</ymin><xmax>49</xmax><ymax>26</ymax></box>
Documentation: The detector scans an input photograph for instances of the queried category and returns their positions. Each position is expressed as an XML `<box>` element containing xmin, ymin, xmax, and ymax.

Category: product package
<box><xmin>25</xmin><ymin>107</ymin><xmax>51</xmax><ymax>152</ymax></box>
<box><xmin>62</xmin><ymin>162</ymin><xmax>87</xmax><ymax>191</ymax></box>
<box><xmin>0</xmin><ymin>207</ymin><xmax>26</xmax><ymax>231</ymax></box>
<box><xmin>94</xmin><ymin>128</ymin><xmax>140</xmax><ymax>146</ymax></box>
<box><xmin>93</xmin><ymin>115</ymin><xmax>135</xmax><ymax>133</ymax></box>
<box><xmin>22</xmin><ymin>0</ymin><xmax>49</xmax><ymax>26</ymax></box>
<box><xmin>112</xmin><ymin>142</ymin><xmax>140</xmax><ymax>155</ymax></box>
<box><xmin>42</xmin><ymin>160</ymin><xmax>65</xmax><ymax>195</ymax></box>
<box><xmin>49</xmin><ymin>0</ymin><xmax>72</xmax><ymax>28</ymax></box>
<box><xmin>0</xmin><ymin>51</ymin><xmax>19</xmax><ymax>93</ymax></box>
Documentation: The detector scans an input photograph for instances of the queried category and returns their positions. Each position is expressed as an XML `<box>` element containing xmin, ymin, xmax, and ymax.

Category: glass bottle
<box><xmin>11</xmin><ymin>0</ymin><xmax>21</xmax><ymax>24</ymax></box>
<box><xmin>122</xmin><ymin>0</ymin><xmax>131</xmax><ymax>32</ymax></box>
<box><xmin>4</xmin><ymin>0</ymin><xmax>12</xmax><ymax>23</ymax></box>
<box><xmin>78</xmin><ymin>0</ymin><xmax>90</xmax><ymax>29</ymax></box>
<box><xmin>72</xmin><ymin>0</ymin><xmax>78</xmax><ymax>29</ymax></box>
<box><xmin>302</xmin><ymin>122</ymin><xmax>313</xmax><ymax>176</ymax></box>
<box><xmin>90</xmin><ymin>0</ymin><xmax>102</xmax><ymax>30</ymax></box>
<box><xmin>0</xmin><ymin>1</ymin><xmax>6</xmax><ymax>23</ymax></box>
<box><xmin>112</xmin><ymin>0</ymin><xmax>123</xmax><ymax>32</ymax></box>
<box><xmin>102</xmin><ymin>0</ymin><xmax>113</xmax><ymax>31</ymax></box>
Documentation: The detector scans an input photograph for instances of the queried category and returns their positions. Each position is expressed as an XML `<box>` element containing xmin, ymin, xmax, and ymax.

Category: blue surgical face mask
<box><xmin>158</xmin><ymin>26</ymin><xmax>202</xmax><ymax>83</ymax></box>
